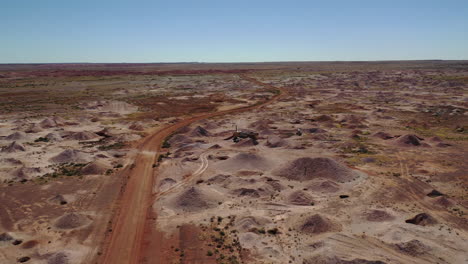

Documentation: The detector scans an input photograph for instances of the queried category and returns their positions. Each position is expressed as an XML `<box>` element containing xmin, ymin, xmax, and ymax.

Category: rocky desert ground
<box><xmin>0</xmin><ymin>61</ymin><xmax>467</xmax><ymax>264</ymax></box>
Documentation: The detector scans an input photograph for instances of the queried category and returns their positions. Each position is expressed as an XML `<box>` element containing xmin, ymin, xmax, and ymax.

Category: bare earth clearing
<box><xmin>0</xmin><ymin>61</ymin><xmax>467</xmax><ymax>264</ymax></box>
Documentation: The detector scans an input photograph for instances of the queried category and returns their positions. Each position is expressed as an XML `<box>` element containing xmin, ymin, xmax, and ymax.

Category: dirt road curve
<box><xmin>101</xmin><ymin>75</ymin><xmax>287</xmax><ymax>264</ymax></box>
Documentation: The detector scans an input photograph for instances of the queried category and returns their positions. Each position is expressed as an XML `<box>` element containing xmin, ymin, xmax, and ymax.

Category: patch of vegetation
<box><xmin>98</xmin><ymin>142</ymin><xmax>125</xmax><ymax>151</ymax></box>
<box><xmin>34</xmin><ymin>137</ymin><xmax>49</xmax><ymax>143</ymax></box>
<box><xmin>43</xmin><ymin>163</ymin><xmax>87</xmax><ymax>178</ymax></box>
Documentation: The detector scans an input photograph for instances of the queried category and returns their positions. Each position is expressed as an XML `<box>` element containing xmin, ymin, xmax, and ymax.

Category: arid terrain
<box><xmin>0</xmin><ymin>61</ymin><xmax>467</xmax><ymax>264</ymax></box>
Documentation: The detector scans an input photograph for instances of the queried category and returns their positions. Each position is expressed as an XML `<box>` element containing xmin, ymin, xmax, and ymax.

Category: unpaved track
<box><xmin>101</xmin><ymin>74</ymin><xmax>287</xmax><ymax>264</ymax></box>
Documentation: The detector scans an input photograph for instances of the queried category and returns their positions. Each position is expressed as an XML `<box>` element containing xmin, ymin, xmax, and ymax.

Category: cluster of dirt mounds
<box><xmin>50</xmin><ymin>149</ymin><xmax>92</xmax><ymax>163</ymax></box>
<box><xmin>298</xmin><ymin>214</ymin><xmax>337</xmax><ymax>234</ymax></box>
<box><xmin>275</xmin><ymin>157</ymin><xmax>358</xmax><ymax>182</ymax></box>
<box><xmin>288</xmin><ymin>191</ymin><xmax>315</xmax><ymax>206</ymax></box>
<box><xmin>405</xmin><ymin>213</ymin><xmax>437</xmax><ymax>226</ymax></box>
<box><xmin>1</xmin><ymin>141</ymin><xmax>26</xmax><ymax>153</ymax></box>
<box><xmin>40</xmin><ymin>116</ymin><xmax>65</xmax><ymax>128</ymax></box>
<box><xmin>218</xmin><ymin>152</ymin><xmax>272</xmax><ymax>171</ymax></box>
<box><xmin>395</xmin><ymin>240</ymin><xmax>430</xmax><ymax>256</ymax></box>
<box><xmin>172</xmin><ymin>187</ymin><xmax>221</xmax><ymax>212</ymax></box>
<box><xmin>54</xmin><ymin>213</ymin><xmax>91</xmax><ymax>229</ymax></box>
<box><xmin>303</xmin><ymin>255</ymin><xmax>386</xmax><ymax>264</ymax></box>
<box><xmin>364</xmin><ymin>210</ymin><xmax>394</xmax><ymax>222</ymax></box>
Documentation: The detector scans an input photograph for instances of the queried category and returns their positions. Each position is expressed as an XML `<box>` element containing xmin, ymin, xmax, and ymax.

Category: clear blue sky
<box><xmin>1</xmin><ymin>0</ymin><xmax>468</xmax><ymax>63</ymax></box>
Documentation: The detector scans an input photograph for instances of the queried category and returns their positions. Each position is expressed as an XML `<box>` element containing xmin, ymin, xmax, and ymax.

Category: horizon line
<box><xmin>1</xmin><ymin>59</ymin><xmax>468</xmax><ymax>65</ymax></box>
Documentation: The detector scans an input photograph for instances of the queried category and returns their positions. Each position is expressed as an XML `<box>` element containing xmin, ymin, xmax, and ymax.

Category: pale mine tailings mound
<box><xmin>217</xmin><ymin>152</ymin><xmax>273</xmax><ymax>172</ymax></box>
<box><xmin>275</xmin><ymin>157</ymin><xmax>358</xmax><ymax>183</ymax></box>
<box><xmin>1</xmin><ymin>141</ymin><xmax>26</xmax><ymax>153</ymax></box>
<box><xmin>171</xmin><ymin>186</ymin><xmax>222</xmax><ymax>212</ymax></box>
<box><xmin>298</xmin><ymin>214</ymin><xmax>338</xmax><ymax>234</ymax></box>
<box><xmin>5</xmin><ymin>132</ymin><xmax>29</xmax><ymax>141</ymax></box>
<box><xmin>393</xmin><ymin>134</ymin><xmax>429</xmax><ymax>147</ymax></box>
<box><xmin>81</xmin><ymin>160</ymin><xmax>111</xmax><ymax>175</ymax></box>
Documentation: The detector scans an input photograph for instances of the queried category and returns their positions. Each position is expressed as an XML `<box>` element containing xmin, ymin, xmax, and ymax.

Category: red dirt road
<box><xmin>101</xmin><ymin>75</ymin><xmax>287</xmax><ymax>264</ymax></box>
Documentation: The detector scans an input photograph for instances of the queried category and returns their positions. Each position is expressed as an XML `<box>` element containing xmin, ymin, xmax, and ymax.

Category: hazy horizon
<box><xmin>2</xmin><ymin>0</ymin><xmax>468</xmax><ymax>63</ymax></box>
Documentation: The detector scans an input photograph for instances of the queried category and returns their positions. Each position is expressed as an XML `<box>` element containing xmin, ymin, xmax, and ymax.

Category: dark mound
<box><xmin>427</xmin><ymin>189</ymin><xmax>444</xmax><ymax>197</ymax></box>
<box><xmin>40</xmin><ymin>118</ymin><xmax>58</xmax><ymax>128</ymax></box>
<box><xmin>54</xmin><ymin>213</ymin><xmax>90</xmax><ymax>229</ymax></box>
<box><xmin>288</xmin><ymin>191</ymin><xmax>314</xmax><ymax>206</ymax></box>
<box><xmin>21</xmin><ymin>240</ymin><xmax>38</xmax><ymax>249</ymax></box>
<box><xmin>175</xmin><ymin>187</ymin><xmax>216</xmax><ymax>212</ymax></box>
<box><xmin>266</xmin><ymin>135</ymin><xmax>288</xmax><ymax>148</ymax></box>
<box><xmin>233</xmin><ymin>138</ymin><xmax>258</xmax><ymax>147</ymax></box>
<box><xmin>0</xmin><ymin>232</ymin><xmax>13</xmax><ymax>241</ymax></box>
<box><xmin>395</xmin><ymin>240</ymin><xmax>430</xmax><ymax>256</ymax></box>
<box><xmin>81</xmin><ymin>161</ymin><xmax>111</xmax><ymax>175</ymax></box>
<box><xmin>299</xmin><ymin>214</ymin><xmax>334</xmax><ymax>234</ymax></box>
<box><xmin>47</xmin><ymin>252</ymin><xmax>69</xmax><ymax>264</ymax></box>
<box><xmin>5</xmin><ymin>132</ymin><xmax>28</xmax><ymax>140</ymax></box>
<box><xmin>50</xmin><ymin>149</ymin><xmax>91</xmax><ymax>163</ymax></box>
<box><xmin>209</xmin><ymin>144</ymin><xmax>222</xmax><ymax>149</ymax></box>
<box><xmin>372</xmin><ymin>132</ymin><xmax>393</xmax><ymax>140</ymax></box>
<box><xmin>393</xmin><ymin>134</ymin><xmax>425</xmax><ymax>147</ymax></box>
<box><xmin>159</xmin><ymin>178</ymin><xmax>176</xmax><ymax>191</ymax></box>
<box><xmin>405</xmin><ymin>213</ymin><xmax>437</xmax><ymax>226</ymax></box>
<box><xmin>189</xmin><ymin>126</ymin><xmax>210</xmax><ymax>137</ymax></box>
<box><xmin>13</xmin><ymin>167</ymin><xmax>42</xmax><ymax>179</ymax></box>
<box><xmin>69</xmin><ymin>131</ymin><xmax>99</xmax><ymax>141</ymax></box>
<box><xmin>365</xmin><ymin>210</ymin><xmax>394</xmax><ymax>222</ymax></box>
<box><xmin>308</xmin><ymin>127</ymin><xmax>327</xmax><ymax>134</ymax></box>
<box><xmin>232</xmin><ymin>188</ymin><xmax>260</xmax><ymax>198</ymax></box>
<box><xmin>433</xmin><ymin>197</ymin><xmax>454</xmax><ymax>208</ymax></box>
<box><xmin>276</xmin><ymin>157</ymin><xmax>357</xmax><ymax>182</ymax></box>
<box><xmin>2</xmin><ymin>141</ymin><xmax>26</xmax><ymax>153</ymax></box>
